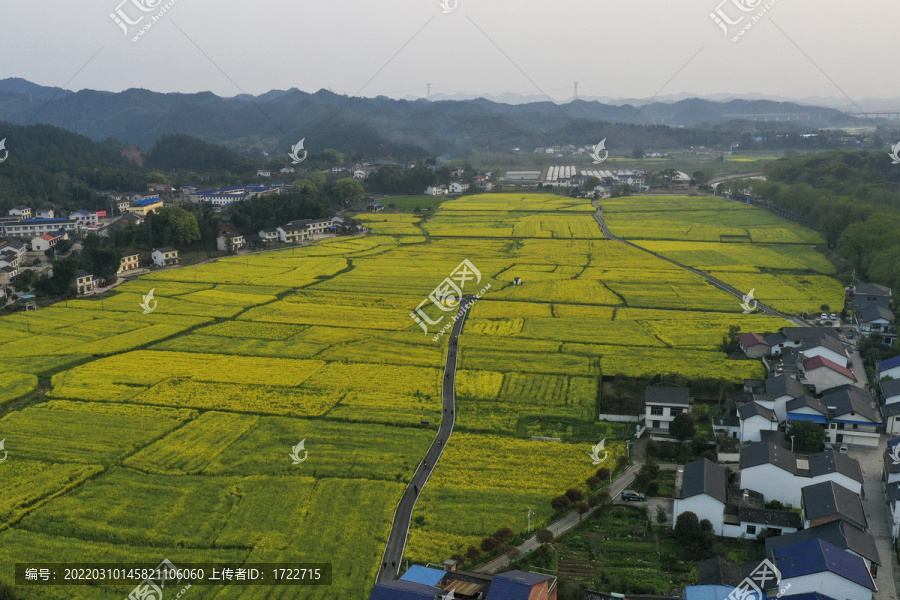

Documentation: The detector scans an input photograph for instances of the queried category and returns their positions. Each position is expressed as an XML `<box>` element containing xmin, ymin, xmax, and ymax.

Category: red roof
<box><xmin>803</xmin><ymin>356</ymin><xmax>856</xmax><ymax>380</ymax></box>
<box><xmin>39</xmin><ymin>234</ymin><xmax>57</xmax><ymax>241</ymax></box>
<box><xmin>739</xmin><ymin>332</ymin><xmax>769</xmax><ymax>347</ymax></box>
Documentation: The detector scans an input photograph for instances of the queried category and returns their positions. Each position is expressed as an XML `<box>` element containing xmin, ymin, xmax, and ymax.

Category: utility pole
<box><xmin>527</xmin><ymin>507</ymin><xmax>535</xmax><ymax>534</ymax></box>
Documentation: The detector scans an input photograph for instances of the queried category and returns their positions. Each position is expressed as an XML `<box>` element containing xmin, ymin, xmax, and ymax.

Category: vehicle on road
<box><xmin>621</xmin><ymin>490</ymin><xmax>646</xmax><ymax>502</ymax></box>
<box><xmin>839</xmin><ymin>445</ymin><xmax>849</xmax><ymax>454</ymax></box>
<box><xmin>830</xmin><ymin>313</ymin><xmax>837</xmax><ymax>321</ymax></box>
<box><xmin>820</xmin><ymin>313</ymin><xmax>828</xmax><ymax>320</ymax></box>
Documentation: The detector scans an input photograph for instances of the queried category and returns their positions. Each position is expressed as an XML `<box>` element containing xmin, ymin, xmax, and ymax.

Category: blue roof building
<box><xmin>777</xmin><ymin>594</ymin><xmax>839</xmax><ymax>600</ymax></box>
<box><xmin>400</xmin><ymin>565</ymin><xmax>446</xmax><ymax>587</ymax></box>
<box><xmin>131</xmin><ymin>198</ymin><xmax>162</xmax><ymax>206</ymax></box>
<box><xmin>879</xmin><ymin>355</ymin><xmax>900</xmax><ymax>374</ymax></box>
<box><xmin>685</xmin><ymin>585</ymin><xmax>761</xmax><ymax>600</ymax></box>
<box><xmin>368</xmin><ymin>579</ymin><xmax>442</xmax><ymax>600</ymax></box>
<box><xmin>774</xmin><ymin>539</ymin><xmax>875</xmax><ymax>598</ymax></box>
<box><xmin>485</xmin><ymin>570</ymin><xmax>555</xmax><ymax>600</ymax></box>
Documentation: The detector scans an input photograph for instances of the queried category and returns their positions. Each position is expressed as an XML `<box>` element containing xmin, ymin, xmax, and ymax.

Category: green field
<box><xmin>0</xmin><ymin>192</ymin><xmax>839</xmax><ymax>598</ymax></box>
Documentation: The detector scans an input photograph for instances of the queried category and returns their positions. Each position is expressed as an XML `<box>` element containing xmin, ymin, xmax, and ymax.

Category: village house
<box><xmin>821</xmin><ymin>385</ymin><xmax>882</xmax><ymax>448</ymax></box>
<box><xmin>881</xmin><ymin>379</ymin><xmax>900</xmax><ymax>435</ymax></box>
<box><xmin>672</xmin><ymin>458</ymin><xmax>800</xmax><ymax>538</ymax></box>
<box><xmin>127</xmin><ymin>198</ymin><xmax>164</xmax><ymax>216</ymax></box>
<box><xmin>765</xmin><ymin>519</ymin><xmax>881</xmax><ymax>575</ymax></box>
<box><xmin>764</xmin><ymin>327</ymin><xmax>841</xmax><ymax>357</ymax></box>
<box><xmin>9</xmin><ymin>206</ymin><xmax>32</xmax><ymax>219</ymax></box>
<box><xmin>368</xmin><ymin>567</ymin><xmax>557</xmax><ymax>600</ymax></box>
<box><xmin>151</xmin><ymin>247</ymin><xmax>179</xmax><ymax>268</ymax></box>
<box><xmin>425</xmin><ymin>185</ymin><xmax>449</xmax><ymax>196</ymax></box>
<box><xmin>259</xmin><ymin>228</ymin><xmax>279</xmax><ymax>243</ymax></box>
<box><xmin>773</xmin><ymin>539</ymin><xmax>876</xmax><ymax>600</ymax></box>
<box><xmin>738</xmin><ymin>402</ymin><xmax>778</xmax><ymax>443</ymax></box>
<box><xmin>738</xmin><ymin>333</ymin><xmax>770</xmax><ymax>358</ymax></box>
<box><xmin>76</xmin><ymin>270</ymin><xmax>96</xmax><ymax>295</ymax></box>
<box><xmin>766</xmin><ymin>374</ymin><xmax>805</xmax><ymax>422</ymax></box>
<box><xmin>68</xmin><ymin>210</ymin><xmax>99</xmax><ymax>228</ymax></box>
<box><xmin>277</xmin><ymin>221</ymin><xmax>309</xmax><ymax>244</ymax></box>
<box><xmin>449</xmin><ymin>182</ymin><xmax>471</xmax><ymax>194</ymax></box>
<box><xmin>217</xmin><ymin>232</ymin><xmax>245</xmax><ymax>253</ymax></box>
<box><xmin>0</xmin><ymin>265</ymin><xmax>16</xmax><ymax>285</ymax></box>
<box><xmin>34</xmin><ymin>208</ymin><xmax>54</xmax><ymax>219</ymax></box>
<box><xmin>115</xmin><ymin>198</ymin><xmax>132</xmax><ymax>214</ymax></box>
<box><xmin>644</xmin><ymin>386</ymin><xmax>693</xmax><ymax>432</ymax></box>
<box><xmin>799</xmin><ymin>355</ymin><xmax>857</xmax><ymax>393</ymax></box>
<box><xmin>30</xmin><ymin>233</ymin><xmax>62</xmax><ymax>253</ymax></box>
<box><xmin>117</xmin><ymin>253</ymin><xmax>140</xmax><ymax>275</ymax></box>
<box><xmin>801</xmin><ymin>481</ymin><xmax>867</xmax><ymax>531</ymax></box>
<box><xmin>798</xmin><ymin>335</ymin><xmax>849</xmax><ymax>368</ymax></box>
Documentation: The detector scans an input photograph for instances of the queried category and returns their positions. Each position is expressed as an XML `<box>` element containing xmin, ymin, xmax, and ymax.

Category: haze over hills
<box><xmin>0</xmin><ymin>78</ymin><xmax>878</xmax><ymax>157</ymax></box>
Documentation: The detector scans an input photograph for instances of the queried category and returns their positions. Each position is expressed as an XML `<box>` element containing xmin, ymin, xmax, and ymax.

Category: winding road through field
<box><xmin>592</xmin><ymin>200</ymin><xmax>804</xmax><ymax>325</ymax></box>
<box><xmin>376</xmin><ymin>297</ymin><xmax>475</xmax><ymax>583</ymax></box>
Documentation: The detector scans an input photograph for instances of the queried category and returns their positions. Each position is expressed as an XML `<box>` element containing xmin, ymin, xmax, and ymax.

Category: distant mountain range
<box><xmin>0</xmin><ymin>78</ymin><xmax>879</xmax><ymax>158</ymax></box>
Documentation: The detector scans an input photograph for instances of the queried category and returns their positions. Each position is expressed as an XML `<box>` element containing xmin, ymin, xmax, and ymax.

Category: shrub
<box><xmin>565</xmin><ymin>488</ymin><xmax>584</xmax><ymax>502</ymax></box>
<box><xmin>551</xmin><ymin>494</ymin><xmax>572</xmax><ymax>512</ymax></box>
<box><xmin>480</xmin><ymin>537</ymin><xmax>501</xmax><ymax>552</ymax></box>
<box><xmin>536</xmin><ymin>528</ymin><xmax>555</xmax><ymax>545</ymax></box>
<box><xmin>656</xmin><ymin>506</ymin><xmax>667</xmax><ymax>524</ymax></box>
<box><xmin>465</xmin><ymin>546</ymin><xmax>481</xmax><ymax>561</ymax></box>
<box><xmin>586</xmin><ymin>475</ymin><xmax>601</xmax><ymax>489</ymax></box>
<box><xmin>494</xmin><ymin>527</ymin><xmax>515</xmax><ymax>544</ymax></box>
<box><xmin>596</xmin><ymin>467</ymin><xmax>610</xmax><ymax>480</ymax></box>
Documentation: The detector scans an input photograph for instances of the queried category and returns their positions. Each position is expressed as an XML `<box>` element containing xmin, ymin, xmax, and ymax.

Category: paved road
<box><xmin>852</xmin><ymin>439</ymin><xmax>899</xmax><ymax>600</ymax></box>
<box><xmin>478</xmin><ymin>463</ymin><xmax>643</xmax><ymax>573</ymax></box>
<box><xmin>377</xmin><ymin>298</ymin><xmax>475</xmax><ymax>582</ymax></box>
<box><xmin>592</xmin><ymin>201</ymin><xmax>803</xmax><ymax>325</ymax></box>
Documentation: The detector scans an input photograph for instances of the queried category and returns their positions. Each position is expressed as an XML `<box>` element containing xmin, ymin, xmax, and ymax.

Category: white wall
<box><xmin>740</xmin><ymin>464</ymin><xmax>802</xmax><ymax>507</ymax></box>
<box><xmin>882</xmin><ymin>366</ymin><xmax>900</xmax><ymax>380</ymax></box>
<box><xmin>781</xmin><ymin>572</ymin><xmax>871</xmax><ymax>600</ymax></box>
<box><xmin>773</xmin><ymin>394</ymin><xmax>792</xmax><ymax>423</ymax></box>
<box><xmin>673</xmin><ymin>495</ymin><xmax>725</xmax><ymax>535</ymax></box>
<box><xmin>741</xmin><ymin>415</ymin><xmax>778</xmax><ymax>443</ymax></box>
<box><xmin>808</xmin><ymin>472</ymin><xmax>863</xmax><ymax>496</ymax></box>
<box><xmin>803</xmin><ymin>347</ymin><xmax>848</xmax><ymax>368</ymax></box>
<box><xmin>804</xmin><ymin>368</ymin><xmax>855</xmax><ymax>393</ymax></box>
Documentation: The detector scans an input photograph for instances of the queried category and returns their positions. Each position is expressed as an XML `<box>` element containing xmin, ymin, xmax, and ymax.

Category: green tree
<box><xmin>583</xmin><ymin>176</ymin><xmax>601</xmax><ymax>191</ymax></box>
<box><xmin>565</xmin><ymin>488</ymin><xmax>584</xmax><ymax>502</ymax></box>
<box><xmin>575</xmin><ymin>501</ymin><xmax>590</xmax><ymax>520</ymax></box>
<box><xmin>786</xmin><ymin>421</ymin><xmax>826</xmax><ymax>453</ymax></box>
<box><xmin>550</xmin><ymin>495</ymin><xmax>571</xmax><ymax>512</ymax></box>
<box><xmin>330</xmin><ymin>178</ymin><xmax>365</xmax><ymax>204</ymax></box>
<box><xmin>494</xmin><ymin>527</ymin><xmax>515</xmax><ymax>544</ymax></box>
<box><xmin>670</xmin><ymin>413</ymin><xmax>696</xmax><ymax>441</ymax></box>
<box><xmin>536</xmin><ymin>528</ymin><xmax>554</xmax><ymax>545</ymax></box>
<box><xmin>146</xmin><ymin>207</ymin><xmax>201</xmax><ymax>246</ymax></box>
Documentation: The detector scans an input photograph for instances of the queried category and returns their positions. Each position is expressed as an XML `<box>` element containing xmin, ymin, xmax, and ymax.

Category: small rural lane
<box><xmin>592</xmin><ymin>201</ymin><xmax>804</xmax><ymax>325</ymax></box>
<box><xmin>478</xmin><ymin>462</ymin><xmax>644</xmax><ymax>573</ymax></box>
<box><xmin>377</xmin><ymin>298</ymin><xmax>475</xmax><ymax>582</ymax></box>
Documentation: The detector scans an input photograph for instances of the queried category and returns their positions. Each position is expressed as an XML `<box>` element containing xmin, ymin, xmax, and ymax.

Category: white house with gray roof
<box><xmin>766</xmin><ymin>374</ymin><xmax>805</xmax><ymax>422</ymax></box>
<box><xmin>821</xmin><ymin>385</ymin><xmax>882</xmax><ymax>448</ymax></box>
<box><xmin>738</xmin><ymin>402</ymin><xmax>778</xmax><ymax>443</ymax></box>
<box><xmin>644</xmin><ymin>386</ymin><xmax>693</xmax><ymax>432</ymax></box>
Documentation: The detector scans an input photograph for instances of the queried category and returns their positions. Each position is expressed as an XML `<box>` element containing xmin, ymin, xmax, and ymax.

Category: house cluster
<box><xmin>847</xmin><ymin>283</ymin><xmax>896</xmax><ymax>346</ymax></box>
<box><xmin>368</xmin><ymin>564</ymin><xmax>556</xmax><ymax>600</ymax></box>
<box><xmin>1</xmin><ymin>206</ymin><xmax>108</xmax><ymax>241</ymax></box>
<box><xmin>739</xmin><ymin>326</ymin><xmax>861</xmax><ymax>394</ymax></box>
<box><xmin>223</xmin><ymin>216</ymin><xmax>341</xmax><ymax>253</ymax></box>
<box><xmin>673</xmin><ymin>440</ymin><xmax>878</xmax><ymax>599</ymax></box>
<box><xmin>188</xmin><ymin>184</ymin><xmax>282</xmax><ymax>207</ymax></box>
<box><xmin>0</xmin><ymin>239</ymin><xmax>26</xmax><ymax>285</ymax></box>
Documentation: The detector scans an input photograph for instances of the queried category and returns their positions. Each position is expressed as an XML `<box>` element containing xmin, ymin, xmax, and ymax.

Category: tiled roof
<box><xmin>774</xmin><ymin>539</ymin><xmax>874</xmax><ymax>590</ymax></box>
<box><xmin>801</xmin><ymin>481</ymin><xmax>866</xmax><ymax>530</ymax></box>
<box><xmin>740</xmin><ymin>441</ymin><xmax>797</xmax><ymax>474</ymax></box>
<box><xmin>807</xmin><ymin>449</ymin><xmax>864</xmax><ymax>484</ymax></box>
<box><xmin>766</xmin><ymin>374</ymin><xmax>804</xmax><ymax>400</ymax></box>
<box><xmin>645</xmin><ymin>386</ymin><xmax>693</xmax><ymax>406</ymax></box>
<box><xmin>738</xmin><ymin>402</ymin><xmax>777</xmax><ymax>422</ymax></box>
<box><xmin>821</xmin><ymin>385</ymin><xmax>880</xmax><ymax>424</ymax></box>
<box><xmin>680</xmin><ymin>458</ymin><xmax>727</xmax><ymax>504</ymax></box>
<box><xmin>485</xmin><ymin>570</ymin><xmax>553</xmax><ymax>600</ymax></box>
<box><xmin>802</xmin><ymin>356</ymin><xmax>855</xmax><ymax>380</ymax></box>
<box><xmin>765</xmin><ymin>519</ymin><xmax>880</xmax><ymax>566</ymax></box>
<box><xmin>878</xmin><ymin>356</ymin><xmax>900</xmax><ymax>372</ymax></box>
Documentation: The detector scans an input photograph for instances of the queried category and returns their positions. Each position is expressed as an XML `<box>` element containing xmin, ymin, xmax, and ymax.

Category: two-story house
<box><xmin>217</xmin><ymin>232</ymin><xmax>245</xmax><ymax>253</ymax></box>
<box><xmin>151</xmin><ymin>247</ymin><xmax>179</xmax><ymax>268</ymax></box>
<box><xmin>75</xmin><ymin>270</ymin><xmax>96</xmax><ymax>295</ymax></box>
<box><xmin>644</xmin><ymin>386</ymin><xmax>693</xmax><ymax>432</ymax></box>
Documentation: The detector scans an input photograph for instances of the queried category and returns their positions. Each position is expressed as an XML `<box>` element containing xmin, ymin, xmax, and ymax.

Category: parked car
<box><xmin>820</xmin><ymin>313</ymin><xmax>828</xmax><ymax>321</ymax></box>
<box><xmin>622</xmin><ymin>490</ymin><xmax>646</xmax><ymax>502</ymax></box>
<box><xmin>846</xmin><ymin>331</ymin><xmax>855</xmax><ymax>339</ymax></box>
<box><xmin>839</xmin><ymin>445</ymin><xmax>849</xmax><ymax>454</ymax></box>
<box><xmin>830</xmin><ymin>313</ymin><xmax>837</xmax><ymax>321</ymax></box>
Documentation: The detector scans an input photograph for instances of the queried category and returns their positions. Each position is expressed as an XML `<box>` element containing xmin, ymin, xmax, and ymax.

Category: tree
<box><xmin>585</xmin><ymin>476</ymin><xmax>601</xmax><ymax>490</ymax></box>
<box><xmin>536</xmin><ymin>528</ymin><xmax>554</xmax><ymax>545</ymax></box>
<box><xmin>589</xmin><ymin>490</ymin><xmax>612</xmax><ymax>512</ymax></box>
<box><xmin>329</xmin><ymin>178</ymin><xmax>365</xmax><ymax>204</ymax></box>
<box><xmin>670</xmin><ymin>413</ymin><xmax>696</xmax><ymax>441</ymax></box>
<box><xmin>596</xmin><ymin>467</ymin><xmax>610</xmax><ymax>480</ymax></box>
<box><xmin>146</xmin><ymin>207</ymin><xmax>201</xmax><ymax>246</ymax></box>
<box><xmin>786</xmin><ymin>421</ymin><xmax>826</xmax><ymax>453</ymax></box>
<box><xmin>583</xmin><ymin>176</ymin><xmax>601</xmax><ymax>191</ymax></box>
<box><xmin>575</xmin><ymin>501</ymin><xmax>590</xmax><ymax>520</ymax></box>
<box><xmin>656</xmin><ymin>506</ymin><xmax>667</xmax><ymax>524</ymax></box>
<box><xmin>551</xmin><ymin>495</ymin><xmax>571</xmax><ymax>512</ymax></box>
<box><xmin>494</xmin><ymin>527</ymin><xmax>515</xmax><ymax>544</ymax></box>
<box><xmin>506</xmin><ymin>547</ymin><xmax>521</xmax><ymax>559</ymax></box>
<box><xmin>565</xmin><ymin>488</ymin><xmax>584</xmax><ymax>502</ymax></box>
<box><xmin>465</xmin><ymin>546</ymin><xmax>481</xmax><ymax>561</ymax></box>
<box><xmin>480</xmin><ymin>537</ymin><xmax>501</xmax><ymax>552</ymax></box>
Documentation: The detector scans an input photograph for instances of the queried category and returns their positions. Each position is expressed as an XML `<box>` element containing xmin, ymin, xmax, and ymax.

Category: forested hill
<box><xmin>731</xmin><ymin>151</ymin><xmax>900</xmax><ymax>292</ymax></box>
<box><xmin>0</xmin><ymin>78</ymin><xmax>861</xmax><ymax>156</ymax></box>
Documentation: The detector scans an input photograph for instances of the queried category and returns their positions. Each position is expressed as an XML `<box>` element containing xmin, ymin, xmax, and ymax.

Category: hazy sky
<box><xmin>1</xmin><ymin>0</ymin><xmax>897</xmax><ymax>105</ymax></box>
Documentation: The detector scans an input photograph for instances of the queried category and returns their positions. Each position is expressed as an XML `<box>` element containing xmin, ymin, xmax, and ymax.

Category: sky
<box><xmin>0</xmin><ymin>0</ymin><xmax>898</xmax><ymax>107</ymax></box>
